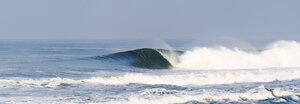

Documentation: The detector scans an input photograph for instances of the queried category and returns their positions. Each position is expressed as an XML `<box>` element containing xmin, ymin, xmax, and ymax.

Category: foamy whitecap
<box><xmin>1</xmin><ymin>68</ymin><xmax>300</xmax><ymax>88</ymax></box>
<box><xmin>173</xmin><ymin>40</ymin><xmax>300</xmax><ymax>70</ymax></box>
<box><xmin>106</xmin><ymin>85</ymin><xmax>298</xmax><ymax>104</ymax></box>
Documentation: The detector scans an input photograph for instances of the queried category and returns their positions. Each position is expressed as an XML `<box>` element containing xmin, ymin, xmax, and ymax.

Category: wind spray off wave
<box><xmin>175</xmin><ymin>40</ymin><xmax>300</xmax><ymax>70</ymax></box>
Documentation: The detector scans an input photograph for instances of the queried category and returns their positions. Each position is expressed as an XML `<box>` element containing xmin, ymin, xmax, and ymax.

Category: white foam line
<box><xmin>106</xmin><ymin>85</ymin><xmax>299</xmax><ymax>104</ymax></box>
<box><xmin>1</xmin><ymin>68</ymin><xmax>300</xmax><ymax>88</ymax></box>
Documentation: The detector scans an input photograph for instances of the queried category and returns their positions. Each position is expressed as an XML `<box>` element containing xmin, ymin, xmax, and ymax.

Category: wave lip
<box><xmin>94</xmin><ymin>48</ymin><xmax>182</xmax><ymax>69</ymax></box>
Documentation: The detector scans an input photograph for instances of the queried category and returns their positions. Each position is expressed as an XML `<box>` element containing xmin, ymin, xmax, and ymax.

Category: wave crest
<box><xmin>175</xmin><ymin>40</ymin><xmax>300</xmax><ymax>70</ymax></box>
<box><xmin>93</xmin><ymin>40</ymin><xmax>300</xmax><ymax>70</ymax></box>
<box><xmin>94</xmin><ymin>48</ymin><xmax>182</xmax><ymax>69</ymax></box>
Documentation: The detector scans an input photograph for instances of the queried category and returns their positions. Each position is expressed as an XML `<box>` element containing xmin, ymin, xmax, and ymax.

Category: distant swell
<box><xmin>93</xmin><ymin>48</ymin><xmax>183</xmax><ymax>69</ymax></box>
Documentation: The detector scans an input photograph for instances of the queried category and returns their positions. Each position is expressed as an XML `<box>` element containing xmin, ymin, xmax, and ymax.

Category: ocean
<box><xmin>0</xmin><ymin>40</ymin><xmax>300</xmax><ymax>104</ymax></box>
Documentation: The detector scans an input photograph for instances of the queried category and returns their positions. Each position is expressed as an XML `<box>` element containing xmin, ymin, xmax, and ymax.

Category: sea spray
<box><xmin>175</xmin><ymin>40</ymin><xmax>300</xmax><ymax>70</ymax></box>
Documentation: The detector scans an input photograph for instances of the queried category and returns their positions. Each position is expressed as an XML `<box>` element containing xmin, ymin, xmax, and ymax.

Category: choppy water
<box><xmin>0</xmin><ymin>40</ymin><xmax>300</xmax><ymax>104</ymax></box>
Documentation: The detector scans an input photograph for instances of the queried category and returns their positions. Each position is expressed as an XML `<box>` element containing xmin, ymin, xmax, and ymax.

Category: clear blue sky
<box><xmin>0</xmin><ymin>0</ymin><xmax>299</xmax><ymax>40</ymax></box>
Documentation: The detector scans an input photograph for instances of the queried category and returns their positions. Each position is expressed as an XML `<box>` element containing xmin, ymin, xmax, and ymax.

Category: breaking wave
<box><xmin>93</xmin><ymin>48</ymin><xmax>183</xmax><ymax>69</ymax></box>
<box><xmin>94</xmin><ymin>40</ymin><xmax>300</xmax><ymax>70</ymax></box>
<box><xmin>175</xmin><ymin>40</ymin><xmax>300</xmax><ymax>70</ymax></box>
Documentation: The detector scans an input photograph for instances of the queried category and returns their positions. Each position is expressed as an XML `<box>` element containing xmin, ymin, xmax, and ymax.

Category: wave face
<box><xmin>175</xmin><ymin>40</ymin><xmax>300</xmax><ymax>70</ymax></box>
<box><xmin>94</xmin><ymin>48</ymin><xmax>183</xmax><ymax>69</ymax></box>
<box><xmin>95</xmin><ymin>40</ymin><xmax>300</xmax><ymax>70</ymax></box>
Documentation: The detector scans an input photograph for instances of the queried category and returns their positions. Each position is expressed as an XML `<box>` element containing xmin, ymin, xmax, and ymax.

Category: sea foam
<box><xmin>1</xmin><ymin>68</ymin><xmax>300</xmax><ymax>87</ymax></box>
<box><xmin>173</xmin><ymin>40</ymin><xmax>300</xmax><ymax>70</ymax></box>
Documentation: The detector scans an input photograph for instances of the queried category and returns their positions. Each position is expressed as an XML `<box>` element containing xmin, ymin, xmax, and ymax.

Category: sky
<box><xmin>0</xmin><ymin>0</ymin><xmax>300</xmax><ymax>40</ymax></box>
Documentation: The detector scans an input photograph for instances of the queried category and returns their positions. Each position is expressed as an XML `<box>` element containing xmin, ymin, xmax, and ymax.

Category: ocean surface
<box><xmin>0</xmin><ymin>40</ymin><xmax>300</xmax><ymax>104</ymax></box>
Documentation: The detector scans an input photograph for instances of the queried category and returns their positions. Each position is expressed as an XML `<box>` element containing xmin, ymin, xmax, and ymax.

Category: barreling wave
<box><xmin>93</xmin><ymin>48</ymin><xmax>183</xmax><ymax>69</ymax></box>
<box><xmin>93</xmin><ymin>40</ymin><xmax>300</xmax><ymax>70</ymax></box>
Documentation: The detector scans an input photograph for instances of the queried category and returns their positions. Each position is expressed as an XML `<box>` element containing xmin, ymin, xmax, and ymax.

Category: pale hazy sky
<box><xmin>0</xmin><ymin>0</ymin><xmax>299</xmax><ymax>40</ymax></box>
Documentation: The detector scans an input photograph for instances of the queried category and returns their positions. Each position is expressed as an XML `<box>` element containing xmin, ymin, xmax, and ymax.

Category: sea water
<box><xmin>0</xmin><ymin>40</ymin><xmax>299</xmax><ymax>104</ymax></box>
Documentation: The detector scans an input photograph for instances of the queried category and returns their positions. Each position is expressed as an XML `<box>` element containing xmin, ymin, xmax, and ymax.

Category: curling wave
<box><xmin>93</xmin><ymin>40</ymin><xmax>300</xmax><ymax>70</ymax></box>
<box><xmin>93</xmin><ymin>48</ymin><xmax>183</xmax><ymax>69</ymax></box>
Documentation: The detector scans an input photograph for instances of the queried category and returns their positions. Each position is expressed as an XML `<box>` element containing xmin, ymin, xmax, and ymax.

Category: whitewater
<box><xmin>0</xmin><ymin>40</ymin><xmax>300</xmax><ymax>104</ymax></box>
<box><xmin>174</xmin><ymin>40</ymin><xmax>300</xmax><ymax>70</ymax></box>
